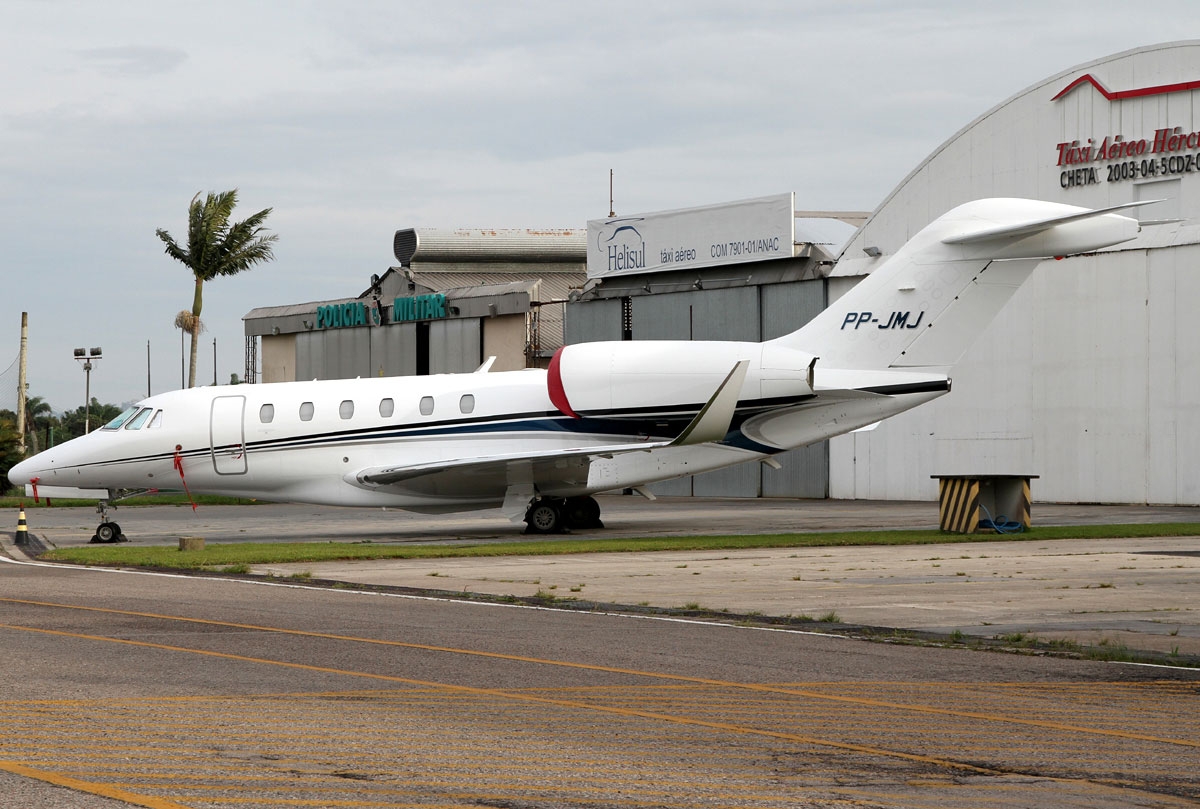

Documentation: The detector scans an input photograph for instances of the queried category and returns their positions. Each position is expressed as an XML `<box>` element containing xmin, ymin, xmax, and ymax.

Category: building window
<box><xmin>459</xmin><ymin>394</ymin><xmax>475</xmax><ymax>414</ymax></box>
<box><xmin>259</xmin><ymin>404</ymin><xmax>274</xmax><ymax>424</ymax></box>
<box><xmin>339</xmin><ymin>400</ymin><xmax>354</xmax><ymax>420</ymax></box>
<box><xmin>299</xmin><ymin>402</ymin><xmax>314</xmax><ymax>421</ymax></box>
<box><xmin>379</xmin><ymin>398</ymin><xmax>394</xmax><ymax>418</ymax></box>
<box><xmin>419</xmin><ymin>396</ymin><xmax>434</xmax><ymax>416</ymax></box>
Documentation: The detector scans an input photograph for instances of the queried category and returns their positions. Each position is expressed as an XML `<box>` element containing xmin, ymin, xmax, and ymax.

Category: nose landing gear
<box><xmin>90</xmin><ymin>500</ymin><xmax>126</xmax><ymax>544</ymax></box>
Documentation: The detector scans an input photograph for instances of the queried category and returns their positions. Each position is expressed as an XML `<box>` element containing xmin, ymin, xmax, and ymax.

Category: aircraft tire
<box><xmin>525</xmin><ymin>500</ymin><xmax>565</xmax><ymax>534</ymax></box>
<box><xmin>564</xmin><ymin>496</ymin><xmax>603</xmax><ymax>529</ymax></box>
<box><xmin>95</xmin><ymin>522</ymin><xmax>121</xmax><ymax>543</ymax></box>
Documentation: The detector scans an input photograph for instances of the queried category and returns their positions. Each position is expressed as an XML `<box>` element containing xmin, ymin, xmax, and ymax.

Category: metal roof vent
<box><xmin>393</xmin><ymin>229</ymin><xmax>419</xmax><ymax>265</ymax></box>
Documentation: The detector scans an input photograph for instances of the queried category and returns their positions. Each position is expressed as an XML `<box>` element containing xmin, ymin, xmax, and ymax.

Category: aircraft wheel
<box><xmin>564</xmin><ymin>496</ymin><xmax>603</xmax><ymax>529</ymax></box>
<box><xmin>95</xmin><ymin>522</ymin><xmax>121</xmax><ymax>543</ymax></box>
<box><xmin>525</xmin><ymin>500</ymin><xmax>565</xmax><ymax>534</ymax></box>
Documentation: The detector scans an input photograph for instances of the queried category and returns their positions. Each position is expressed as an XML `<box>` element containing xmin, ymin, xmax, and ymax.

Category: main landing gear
<box><xmin>90</xmin><ymin>500</ymin><xmax>126</xmax><ymax>544</ymax></box>
<box><xmin>523</xmin><ymin>496</ymin><xmax>604</xmax><ymax>535</ymax></box>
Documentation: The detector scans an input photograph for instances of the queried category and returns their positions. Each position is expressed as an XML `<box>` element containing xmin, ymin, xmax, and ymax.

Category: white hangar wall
<box><xmin>833</xmin><ymin>42</ymin><xmax>1200</xmax><ymax>505</ymax></box>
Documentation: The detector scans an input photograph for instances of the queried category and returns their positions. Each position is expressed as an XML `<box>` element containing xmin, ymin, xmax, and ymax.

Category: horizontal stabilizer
<box><xmin>941</xmin><ymin>199</ymin><xmax>1159</xmax><ymax>245</ymax></box>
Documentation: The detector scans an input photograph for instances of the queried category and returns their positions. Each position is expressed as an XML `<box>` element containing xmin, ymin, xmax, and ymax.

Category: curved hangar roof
<box><xmin>837</xmin><ymin>40</ymin><xmax>1200</xmax><ymax>277</ymax></box>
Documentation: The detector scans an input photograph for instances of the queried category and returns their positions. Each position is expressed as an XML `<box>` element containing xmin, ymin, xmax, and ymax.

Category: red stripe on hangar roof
<box><xmin>1053</xmin><ymin>73</ymin><xmax>1200</xmax><ymax>101</ymax></box>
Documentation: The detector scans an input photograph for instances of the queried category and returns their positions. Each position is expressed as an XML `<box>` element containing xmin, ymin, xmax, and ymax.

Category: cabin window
<box><xmin>419</xmin><ymin>396</ymin><xmax>434</xmax><ymax>416</ymax></box>
<box><xmin>299</xmin><ymin>401</ymin><xmax>315</xmax><ymax>421</ymax></box>
<box><xmin>259</xmin><ymin>404</ymin><xmax>275</xmax><ymax>424</ymax></box>
<box><xmin>339</xmin><ymin>400</ymin><xmax>354</xmax><ymax>420</ymax></box>
<box><xmin>102</xmin><ymin>406</ymin><xmax>139</xmax><ymax>430</ymax></box>
<box><xmin>379</xmin><ymin>398</ymin><xmax>394</xmax><ymax>418</ymax></box>
<box><xmin>147</xmin><ymin>410</ymin><xmax>163</xmax><ymax>429</ymax></box>
<box><xmin>459</xmin><ymin>394</ymin><xmax>475</xmax><ymax>414</ymax></box>
<box><xmin>124</xmin><ymin>408</ymin><xmax>153</xmax><ymax>430</ymax></box>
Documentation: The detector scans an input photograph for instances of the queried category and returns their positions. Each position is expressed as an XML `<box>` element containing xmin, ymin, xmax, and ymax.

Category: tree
<box><xmin>58</xmin><ymin>400</ymin><xmax>124</xmax><ymax>442</ymax></box>
<box><xmin>22</xmin><ymin>393</ymin><xmax>54</xmax><ymax>454</ymax></box>
<box><xmin>0</xmin><ymin>416</ymin><xmax>22</xmax><ymax>495</ymax></box>
<box><xmin>156</xmin><ymin>190</ymin><xmax>278</xmax><ymax>388</ymax></box>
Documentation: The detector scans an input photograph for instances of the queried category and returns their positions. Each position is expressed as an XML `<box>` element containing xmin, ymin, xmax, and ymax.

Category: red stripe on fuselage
<box><xmin>547</xmin><ymin>347</ymin><xmax>579</xmax><ymax>418</ymax></box>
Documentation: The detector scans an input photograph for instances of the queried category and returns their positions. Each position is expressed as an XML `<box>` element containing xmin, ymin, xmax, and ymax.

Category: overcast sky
<box><xmin>1</xmin><ymin>1</ymin><xmax>1194</xmax><ymax>412</ymax></box>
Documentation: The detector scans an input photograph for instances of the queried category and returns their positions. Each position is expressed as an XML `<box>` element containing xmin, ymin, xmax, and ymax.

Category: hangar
<box><xmin>243</xmin><ymin>41</ymin><xmax>1200</xmax><ymax>507</ymax></box>
<box><xmin>831</xmin><ymin>40</ymin><xmax>1200</xmax><ymax>507</ymax></box>
<box><xmin>243</xmin><ymin>228</ymin><xmax>586</xmax><ymax>383</ymax></box>
<box><xmin>567</xmin><ymin>41</ymin><xmax>1200</xmax><ymax>507</ymax></box>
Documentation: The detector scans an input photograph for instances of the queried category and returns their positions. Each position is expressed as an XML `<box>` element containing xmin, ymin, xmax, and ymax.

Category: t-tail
<box><xmin>771</xmin><ymin>198</ymin><xmax>1151</xmax><ymax>372</ymax></box>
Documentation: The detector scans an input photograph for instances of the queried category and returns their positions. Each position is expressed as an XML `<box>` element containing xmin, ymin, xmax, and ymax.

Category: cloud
<box><xmin>75</xmin><ymin>45</ymin><xmax>188</xmax><ymax>77</ymax></box>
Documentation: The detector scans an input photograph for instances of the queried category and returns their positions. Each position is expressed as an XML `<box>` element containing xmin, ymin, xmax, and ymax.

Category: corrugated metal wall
<box><xmin>292</xmin><ymin>320</ymin><xmax>482</xmax><ymax>381</ymax></box>
<box><xmin>565</xmin><ymin>279</ymin><xmax>828</xmax><ymax>498</ymax></box>
<box><xmin>564</xmin><ymin>298</ymin><xmax>624</xmax><ymax>343</ymax></box>
<box><xmin>370</xmin><ymin>323</ymin><xmax>417</xmax><ymax>377</ymax></box>
<box><xmin>296</xmin><ymin>323</ymin><xmax>421</xmax><ymax>380</ymax></box>
<box><xmin>429</xmin><ymin>319</ymin><xmax>482</xmax><ymax>374</ymax></box>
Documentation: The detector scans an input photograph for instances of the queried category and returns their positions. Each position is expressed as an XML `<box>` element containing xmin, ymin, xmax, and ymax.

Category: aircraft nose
<box><xmin>8</xmin><ymin>456</ymin><xmax>36</xmax><ymax>487</ymax></box>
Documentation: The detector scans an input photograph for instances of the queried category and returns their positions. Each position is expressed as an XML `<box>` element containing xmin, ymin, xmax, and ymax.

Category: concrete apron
<box><xmin>253</xmin><ymin>535</ymin><xmax>1200</xmax><ymax>657</ymax></box>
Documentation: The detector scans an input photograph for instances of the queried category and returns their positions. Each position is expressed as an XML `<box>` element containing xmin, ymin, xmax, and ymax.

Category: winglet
<box><xmin>941</xmin><ymin>199</ymin><xmax>1160</xmax><ymax>245</ymax></box>
<box><xmin>670</xmin><ymin>360</ymin><xmax>749</xmax><ymax>446</ymax></box>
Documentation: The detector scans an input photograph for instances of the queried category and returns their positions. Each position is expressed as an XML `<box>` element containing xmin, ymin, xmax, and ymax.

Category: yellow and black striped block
<box><xmin>938</xmin><ymin>478</ymin><xmax>980</xmax><ymax>533</ymax></box>
<box><xmin>1013</xmin><ymin>478</ymin><xmax>1033</xmax><ymax>529</ymax></box>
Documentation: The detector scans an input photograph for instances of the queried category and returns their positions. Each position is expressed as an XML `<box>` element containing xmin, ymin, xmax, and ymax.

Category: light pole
<box><xmin>73</xmin><ymin>346</ymin><xmax>102</xmax><ymax>433</ymax></box>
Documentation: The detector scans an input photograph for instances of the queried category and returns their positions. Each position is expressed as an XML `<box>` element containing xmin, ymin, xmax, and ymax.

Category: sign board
<box><xmin>315</xmin><ymin>293</ymin><xmax>448</xmax><ymax>329</ymax></box>
<box><xmin>586</xmin><ymin>193</ymin><xmax>795</xmax><ymax>279</ymax></box>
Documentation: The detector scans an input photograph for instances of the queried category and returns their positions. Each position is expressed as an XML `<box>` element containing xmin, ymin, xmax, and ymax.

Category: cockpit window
<box><xmin>124</xmin><ymin>408</ymin><xmax>154</xmax><ymax>430</ymax></box>
<box><xmin>147</xmin><ymin>410</ymin><xmax>163</xmax><ymax>429</ymax></box>
<box><xmin>102</xmin><ymin>406</ymin><xmax>139</xmax><ymax>430</ymax></box>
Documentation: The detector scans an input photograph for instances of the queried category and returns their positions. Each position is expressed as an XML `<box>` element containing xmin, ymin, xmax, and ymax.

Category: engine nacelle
<box><xmin>547</xmin><ymin>341</ymin><xmax>816</xmax><ymax>418</ymax></box>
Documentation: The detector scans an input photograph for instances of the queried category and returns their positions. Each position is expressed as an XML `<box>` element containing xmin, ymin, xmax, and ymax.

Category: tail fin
<box><xmin>772</xmin><ymin>198</ymin><xmax>1149</xmax><ymax>371</ymax></box>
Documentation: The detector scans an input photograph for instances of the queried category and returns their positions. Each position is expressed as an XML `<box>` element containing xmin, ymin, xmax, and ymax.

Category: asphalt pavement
<box><xmin>4</xmin><ymin>495</ymin><xmax>1198</xmax><ymax>657</ymax></box>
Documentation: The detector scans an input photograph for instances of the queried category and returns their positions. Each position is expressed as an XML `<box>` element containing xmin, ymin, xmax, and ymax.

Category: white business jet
<box><xmin>9</xmin><ymin>198</ymin><xmax>1149</xmax><ymax>540</ymax></box>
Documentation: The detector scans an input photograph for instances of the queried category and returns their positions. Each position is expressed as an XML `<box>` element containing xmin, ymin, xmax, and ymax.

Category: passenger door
<box><xmin>210</xmin><ymin>395</ymin><xmax>247</xmax><ymax>475</ymax></box>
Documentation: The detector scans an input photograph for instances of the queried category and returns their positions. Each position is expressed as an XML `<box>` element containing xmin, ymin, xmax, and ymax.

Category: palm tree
<box><xmin>156</xmin><ymin>190</ymin><xmax>278</xmax><ymax>388</ymax></box>
<box><xmin>22</xmin><ymin>393</ymin><xmax>54</xmax><ymax>454</ymax></box>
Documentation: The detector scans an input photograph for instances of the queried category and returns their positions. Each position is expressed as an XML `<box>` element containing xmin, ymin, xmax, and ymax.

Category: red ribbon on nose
<box><xmin>172</xmin><ymin>446</ymin><xmax>197</xmax><ymax>512</ymax></box>
<box><xmin>30</xmin><ymin>476</ymin><xmax>39</xmax><ymax>503</ymax></box>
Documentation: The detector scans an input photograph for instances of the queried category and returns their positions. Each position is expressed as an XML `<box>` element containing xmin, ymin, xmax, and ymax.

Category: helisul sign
<box><xmin>586</xmin><ymin>193</ymin><xmax>795</xmax><ymax>280</ymax></box>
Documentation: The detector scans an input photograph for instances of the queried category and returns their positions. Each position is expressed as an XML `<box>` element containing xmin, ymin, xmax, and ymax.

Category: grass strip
<box><xmin>40</xmin><ymin>522</ymin><xmax>1200</xmax><ymax>570</ymax></box>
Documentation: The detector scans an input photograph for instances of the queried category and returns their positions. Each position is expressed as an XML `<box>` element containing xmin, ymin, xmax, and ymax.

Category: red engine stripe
<box><xmin>547</xmin><ymin>346</ymin><xmax>579</xmax><ymax>418</ymax></box>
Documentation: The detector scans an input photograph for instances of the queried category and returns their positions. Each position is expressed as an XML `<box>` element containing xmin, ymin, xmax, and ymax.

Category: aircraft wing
<box><xmin>347</xmin><ymin>361</ymin><xmax>750</xmax><ymax>503</ymax></box>
<box><xmin>354</xmin><ymin>440</ymin><xmax>670</xmax><ymax>488</ymax></box>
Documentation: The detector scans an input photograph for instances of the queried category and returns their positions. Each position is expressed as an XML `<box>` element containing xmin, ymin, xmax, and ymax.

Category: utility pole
<box><xmin>16</xmin><ymin>312</ymin><xmax>27</xmax><ymax>454</ymax></box>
